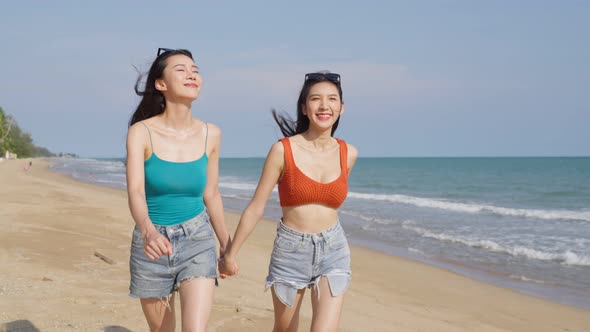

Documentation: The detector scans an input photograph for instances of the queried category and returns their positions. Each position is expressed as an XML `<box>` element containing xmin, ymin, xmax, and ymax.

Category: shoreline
<box><xmin>1</xmin><ymin>158</ymin><xmax>589</xmax><ymax>331</ymax></box>
<box><xmin>51</xmin><ymin>158</ymin><xmax>590</xmax><ymax>311</ymax></box>
<box><xmin>223</xmin><ymin>203</ymin><xmax>590</xmax><ymax>311</ymax></box>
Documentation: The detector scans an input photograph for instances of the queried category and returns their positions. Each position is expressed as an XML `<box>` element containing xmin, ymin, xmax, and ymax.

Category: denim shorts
<box><xmin>129</xmin><ymin>210</ymin><xmax>218</xmax><ymax>299</ymax></box>
<box><xmin>266</xmin><ymin>220</ymin><xmax>351</xmax><ymax>307</ymax></box>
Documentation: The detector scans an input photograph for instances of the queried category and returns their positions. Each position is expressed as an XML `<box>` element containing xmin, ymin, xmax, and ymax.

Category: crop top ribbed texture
<box><xmin>278</xmin><ymin>137</ymin><xmax>348</xmax><ymax>208</ymax></box>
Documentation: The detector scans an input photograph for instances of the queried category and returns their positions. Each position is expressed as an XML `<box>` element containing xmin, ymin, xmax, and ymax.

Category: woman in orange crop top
<box><xmin>221</xmin><ymin>71</ymin><xmax>358</xmax><ymax>331</ymax></box>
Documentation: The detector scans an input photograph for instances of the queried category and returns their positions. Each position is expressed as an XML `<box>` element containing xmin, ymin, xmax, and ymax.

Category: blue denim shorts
<box><xmin>266</xmin><ymin>220</ymin><xmax>351</xmax><ymax>307</ymax></box>
<box><xmin>129</xmin><ymin>210</ymin><xmax>218</xmax><ymax>298</ymax></box>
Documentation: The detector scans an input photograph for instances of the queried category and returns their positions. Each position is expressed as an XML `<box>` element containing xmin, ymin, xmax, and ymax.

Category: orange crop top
<box><xmin>278</xmin><ymin>137</ymin><xmax>348</xmax><ymax>209</ymax></box>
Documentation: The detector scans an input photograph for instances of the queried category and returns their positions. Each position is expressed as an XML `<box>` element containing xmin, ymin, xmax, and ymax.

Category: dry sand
<box><xmin>1</xmin><ymin>159</ymin><xmax>589</xmax><ymax>331</ymax></box>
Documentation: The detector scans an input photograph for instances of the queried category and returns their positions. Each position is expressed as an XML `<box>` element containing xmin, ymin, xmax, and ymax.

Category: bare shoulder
<box><xmin>345</xmin><ymin>142</ymin><xmax>359</xmax><ymax>170</ymax></box>
<box><xmin>128</xmin><ymin>121</ymin><xmax>144</xmax><ymax>133</ymax></box>
<box><xmin>201</xmin><ymin>122</ymin><xmax>221</xmax><ymax>156</ymax></box>
<box><xmin>269</xmin><ymin>140</ymin><xmax>285</xmax><ymax>157</ymax></box>
<box><xmin>264</xmin><ymin>140</ymin><xmax>285</xmax><ymax>172</ymax></box>
<box><xmin>126</xmin><ymin>122</ymin><xmax>150</xmax><ymax>157</ymax></box>
<box><xmin>139</xmin><ymin>117</ymin><xmax>161</xmax><ymax>132</ymax></box>
<box><xmin>203</xmin><ymin>122</ymin><xmax>221</xmax><ymax>138</ymax></box>
<box><xmin>346</xmin><ymin>143</ymin><xmax>358</xmax><ymax>160</ymax></box>
<box><xmin>127</xmin><ymin>122</ymin><xmax>148</xmax><ymax>141</ymax></box>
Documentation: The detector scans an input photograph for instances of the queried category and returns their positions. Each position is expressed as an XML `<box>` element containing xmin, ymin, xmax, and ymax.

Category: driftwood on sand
<box><xmin>94</xmin><ymin>251</ymin><xmax>115</xmax><ymax>265</ymax></box>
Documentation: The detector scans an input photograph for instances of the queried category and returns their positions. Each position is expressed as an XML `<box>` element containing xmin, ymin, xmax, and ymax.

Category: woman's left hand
<box><xmin>218</xmin><ymin>255</ymin><xmax>239</xmax><ymax>277</ymax></box>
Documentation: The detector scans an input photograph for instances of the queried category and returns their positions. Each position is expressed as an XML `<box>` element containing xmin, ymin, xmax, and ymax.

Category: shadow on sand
<box><xmin>0</xmin><ymin>321</ymin><xmax>135</xmax><ymax>332</ymax></box>
<box><xmin>104</xmin><ymin>326</ymin><xmax>134</xmax><ymax>332</ymax></box>
<box><xmin>1</xmin><ymin>320</ymin><xmax>40</xmax><ymax>332</ymax></box>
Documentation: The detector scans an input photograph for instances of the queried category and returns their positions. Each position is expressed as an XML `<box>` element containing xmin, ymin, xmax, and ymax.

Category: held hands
<box><xmin>218</xmin><ymin>255</ymin><xmax>239</xmax><ymax>278</ymax></box>
<box><xmin>142</xmin><ymin>228</ymin><xmax>173</xmax><ymax>260</ymax></box>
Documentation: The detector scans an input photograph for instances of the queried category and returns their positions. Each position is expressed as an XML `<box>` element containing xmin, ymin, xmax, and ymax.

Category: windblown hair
<box><xmin>128</xmin><ymin>49</ymin><xmax>193</xmax><ymax>127</ymax></box>
<box><xmin>272</xmin><ymin>73</ymin><xmax>343</xmax><ymax>137</ymax></box>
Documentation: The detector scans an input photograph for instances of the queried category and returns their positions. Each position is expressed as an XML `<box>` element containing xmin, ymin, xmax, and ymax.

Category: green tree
<box><xmin>0</xmin><ymin>106</ymin><xmax>54</xmax><ymax>158</ymax></box>
<box><xmin>0</xmin><ymin>107</ymin><xmax>15</xmax><ymax>155</ymax></box>
<box><xmin>8</xmin><ymin>124</ymin><xmax>36</xmax><ymax>157</ymax></box>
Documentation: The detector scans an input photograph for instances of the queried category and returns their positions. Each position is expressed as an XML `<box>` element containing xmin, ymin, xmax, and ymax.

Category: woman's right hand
<box><xmin>142</xmin><ymin>229</ymin><xmax>173</xmax><ymax>260</ymax></box>
<box><xmin>219</xmin><ymin>255</ymin><xmax>239</xmax><ymax>276</ymax></box>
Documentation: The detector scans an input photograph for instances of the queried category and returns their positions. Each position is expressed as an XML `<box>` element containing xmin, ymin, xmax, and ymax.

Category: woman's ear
<box><xmin>155</xmin><ymin>79</ymin><xmax>167</xmax><ymax>92</ymax></box>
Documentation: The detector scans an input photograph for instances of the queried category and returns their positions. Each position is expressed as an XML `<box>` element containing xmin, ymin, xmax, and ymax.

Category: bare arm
<box><xmin>222</xmin><ymin>142</ymin><xmax>284</xmax><ymax>268</ymax></box>
<box><xmin>126</xmin><ymin>123</ymin><xmax>172</xmax><ymax>259</ymax></box>
<box><xmin>202</xmin><ymin>124</ymin><xmax>231</xmax><ymax>256</ymax></box>
<box><xmin>126</xmin><ymin>123</ymin><xmax>154</xmax><ymax>235</ymax></box>
<box><xmin>347</xmin><ymin>143</ymin><xmax>359</xmax><ymax>175</ymax></box>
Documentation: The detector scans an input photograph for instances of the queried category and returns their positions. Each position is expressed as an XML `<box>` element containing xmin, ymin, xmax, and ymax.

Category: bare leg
<box><xmin>310</xmin><ymin>277</ymin><xmax>345</xmax><ymax>332</ymax></box>
<box><xmin>271</xmin><ymin>286</ymin><xmax>306</xmax><ymax>332</ymax></box>
<box><xmin>179</xmin><ymin>278</ymin><xmax>215</xmax><ymax>332</ymax></box>
<box><xmin>140</xmin><ymin>294</ymin><xmax>176</xmax><ymax>332</ymax></box>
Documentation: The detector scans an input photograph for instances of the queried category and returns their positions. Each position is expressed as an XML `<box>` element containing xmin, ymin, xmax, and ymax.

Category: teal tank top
<box><xmin>141</xmin><ymin>122</ymin><xmax>208</xmax><ymax>226</ymax></box>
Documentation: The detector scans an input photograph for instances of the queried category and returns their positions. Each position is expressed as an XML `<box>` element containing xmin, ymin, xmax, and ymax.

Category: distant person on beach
<box><xmin>23</xmin><ymin>161</ymin><xmax>32</xmax><ymax>172</ymax></box>
<box><xmin>126</xmin><ymin>48</ymin><xmax>231</xmax><ymax>331</ymax></box>
<box><xmin>220</xmin><ymin>71</ymin><xmax>358</xmax><ymax>331</ymax></box>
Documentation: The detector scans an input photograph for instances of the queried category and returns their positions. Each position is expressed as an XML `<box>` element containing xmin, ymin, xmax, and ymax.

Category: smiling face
<box><xmin>302</xmin><ymin>81</ymin><xmax>344</xmax><ymax>132</ymax></box>
<box><xmin>155</xmin><ymin>54</ymin><xmax>202</xmax><ymax>102</ymax></box>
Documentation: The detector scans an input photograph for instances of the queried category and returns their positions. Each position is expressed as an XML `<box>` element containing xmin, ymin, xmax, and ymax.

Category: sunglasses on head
<box><xmin>157</xmin><ymin>48</ymin><xmax>176</xmax><ymax>56</ymax></box>
<box><xmin>305</xmin><ymin>72</ymin><xmax>341</xmax><ymax>83</ymax></box>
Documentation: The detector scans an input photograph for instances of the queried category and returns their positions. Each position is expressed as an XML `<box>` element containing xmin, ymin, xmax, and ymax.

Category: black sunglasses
<box><xmin>305</xmin><ymin>72</ymin><xmax>341</xmax><ymax>83</ymax></box>
<box><xmin>157</xmin><ymin>48</ymin><xmax>175</xmax><ymax>56</ymax></box>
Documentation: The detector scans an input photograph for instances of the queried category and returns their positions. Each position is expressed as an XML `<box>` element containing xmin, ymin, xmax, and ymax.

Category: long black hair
<box><xmin>272</xmin><ymin>72</ymin><xmax>343</xmax><ymax>137</ymax></box>
<box><xmin>128</xmin><ymin>49</ymin><xmax>194</xmax><ymax>127</ymax></box>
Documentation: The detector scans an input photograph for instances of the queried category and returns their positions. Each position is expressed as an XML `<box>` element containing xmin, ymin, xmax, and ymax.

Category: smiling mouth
<box><xmin>316</xmin><ymin>114</ymin><xmax>332</xmax><ymax>120</ymax></box>
<box><xmin>184</xmin><ymin>83</ymin><xmax>198</xmax><ymax>88</ymax></box>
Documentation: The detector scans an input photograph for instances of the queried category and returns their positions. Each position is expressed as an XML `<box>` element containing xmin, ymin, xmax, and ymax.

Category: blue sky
<box><xmin>1</xmin><ymin>1</ymin><xmax>588</xmax><ymax>157</ymax></box>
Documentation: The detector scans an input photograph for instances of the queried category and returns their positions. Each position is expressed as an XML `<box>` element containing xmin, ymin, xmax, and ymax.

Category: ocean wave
<box><xmin>408</xmin><ymin>247</ymin><xmax>426</xmax><ymax>256</ymax></box>
<box><xmin>219</xmin><ymin>181</ymin><xmax>280</xmax><ymax>194</ymax></box>
<box><xmin>402</xmin><ymin>222</ymin><xmax>590</xmax><ymax>267</ymax></box>
<box><xmin>348</xmin><ymin>192</ymin><xmax>590</xmax><ymax>222</ymax></box>
<box><xmin>339</xmin><ymin>210</ymin><xmax>400</xmax><ymax>225</ymax></box>
<box><xmin>91</xmin><ymin>178</ymin><xmax>126</xmax><ymax>186</ymax></box>
<box><xmin>218</xmin><ymin>182</ymin><xmax>257</xmax><ymax>191</ymax></box>
<box><xmin>52</xmin><ymin>159</ymin><xmax>125</xmax><ymax>173</ymax></box>
<box><xmin>509</xmin><ymin>275</ymin><xmax>547</xmax><ymax>284</ymax></box>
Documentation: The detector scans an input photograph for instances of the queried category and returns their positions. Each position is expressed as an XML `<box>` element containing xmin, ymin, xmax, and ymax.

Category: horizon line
<box><xmin>83</xmin><ymin>155</ymin><xmax>590</xmax><ymax>159</ymax></box>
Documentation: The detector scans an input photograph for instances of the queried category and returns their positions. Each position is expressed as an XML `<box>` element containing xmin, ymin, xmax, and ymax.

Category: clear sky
<box><xmin>1</xmin><ymin>1</ymin><xmax>588</xmax><ymax>157</ymax></box>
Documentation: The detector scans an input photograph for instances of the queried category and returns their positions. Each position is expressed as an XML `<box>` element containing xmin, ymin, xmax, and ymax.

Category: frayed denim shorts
<box><xmin>266</xmin><ymin>220</ymin><xmax>351</xmax><ymax>307</ymax></box>
<box><xmin>129</xmin><ymin>210</ymin><xmax>218</xmax><ymax>299</ymax></box>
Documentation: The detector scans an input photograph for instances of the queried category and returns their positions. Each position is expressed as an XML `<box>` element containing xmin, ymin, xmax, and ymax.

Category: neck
<box><xmin>301</xmin><ymin>128</ymin><xmax>334</xmax><ymax>150</ymax></box>
<box><xmin>162</xmin><ymin>101</ymin><xmax>193</xmax><ymax>130</ymax></box>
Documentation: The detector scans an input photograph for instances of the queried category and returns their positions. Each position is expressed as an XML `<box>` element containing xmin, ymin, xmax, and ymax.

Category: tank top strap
<box><xmin>203</xmin><ymin>122</ymin><xmax>209</xmax><ymax>152</ymax></box>
<box><xmin>139</xmin><ymin>122</ymin><xmax>154</xmax><ymax>154</ymax></box>
<box><xmin>279</xmin><ymin>137</ymin><xmax>295</xmax><ymax>169</ymax></box>
<box><xmin>335</xmin><ymin>138</ymin><xmax>348</xmax><ymax>175</ymax></box>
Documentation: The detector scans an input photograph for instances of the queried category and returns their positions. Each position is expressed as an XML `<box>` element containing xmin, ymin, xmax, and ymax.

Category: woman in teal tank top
<box><xmin>126</xmin><ymin>48</ymin><xmax>231</xmax><ymax>332</ymax></box>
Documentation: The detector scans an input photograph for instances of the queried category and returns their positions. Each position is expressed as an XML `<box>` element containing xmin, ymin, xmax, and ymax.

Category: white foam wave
<box><xmin>402</xmin><ymin>222</ymin><xmax>590</xmax><ymax>267</ymax></box>
<box><xmin>339</xmin><ymin>210</ymin><xmax>399</xmax><ymax>225</ymax></box>
<box><xmin>509</xmin><ymin>275</ymin><xmax>546</xmax><ymax>284</ymax></box>
<box><xmin>408</xmin><ymin>247</ymin><xmax>426</xmax><ymax>256</ymax></box>
<box><xmin>348</xmin><ymin>192</ymin><xmax>590</xmax><ymax>222</ymax></box>
<box><xmin>92</xmin><ymin>178</ymin><xmax>125</xmax><ymax>186</ymax></box>
<box><xmin>219</xmin><ymin>182</ymin><xmax>257</xmax><ymax>191</ymax></box>
<box><xmin>219</xmin><ymin>181</ymin><xmax>279</xmax><ymax>194</ymax></box>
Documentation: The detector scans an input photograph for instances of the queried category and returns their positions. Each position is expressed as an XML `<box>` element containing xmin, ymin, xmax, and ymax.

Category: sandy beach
<box><xmin>0</xmin><ymin>159</ymin><xmax>589</xmax><ymax>331</ymax></box>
